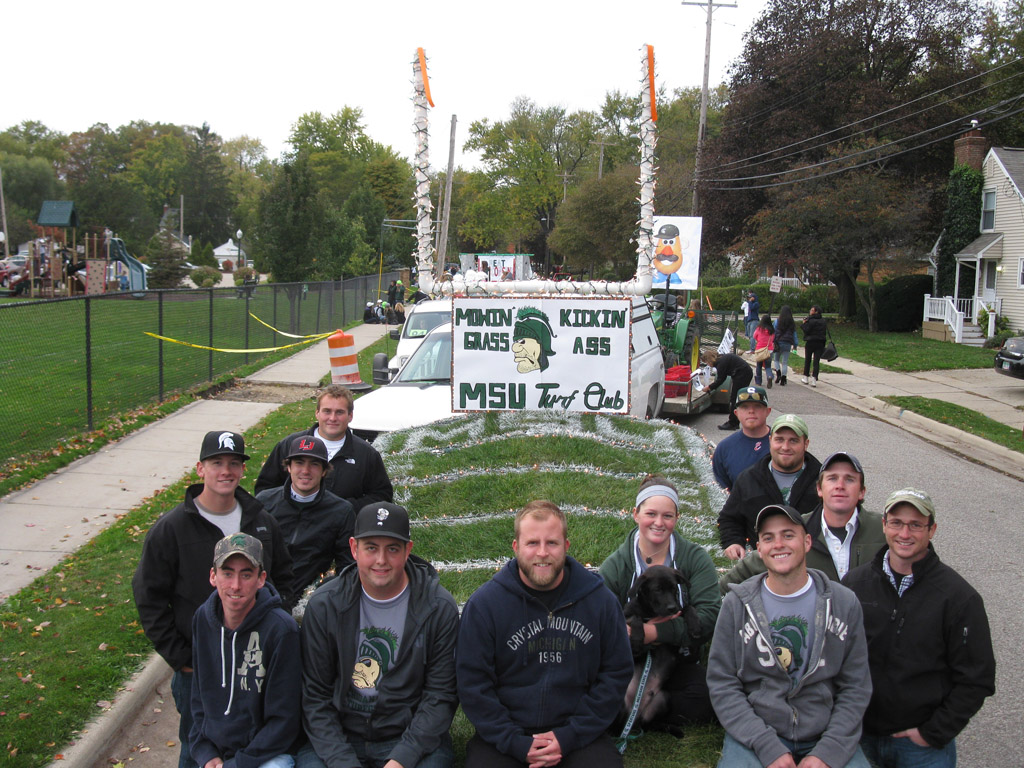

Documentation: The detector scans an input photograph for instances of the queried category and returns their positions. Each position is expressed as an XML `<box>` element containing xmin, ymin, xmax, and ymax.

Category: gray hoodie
<box><xmin>707</xmin><ymin>568</ymin><xmax>871</xmax><ymax>767</ymax></box>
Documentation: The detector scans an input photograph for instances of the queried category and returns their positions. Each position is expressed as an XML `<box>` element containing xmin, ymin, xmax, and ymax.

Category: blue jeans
<box><xmin>861</xmin><ymin>733</ymin><xmax>956</xmax><ymax>768</ymax></box>
<box><xmin>171</xmin><ymin>669</ymin><xmax>198</xmax><ymax>768</ymax></box>
<box><xmin>297</xmin><ymin>734</ymin><xmax>453</xmax><ymax>768</ymax></box>
<box><xmin>745</xmin><ymin>319</ymin><xmax>758</xmax><ymax>351</ymax></box>
<box><xmin>717</xmin><ymin>733</ymin><xmax>871</xmax><ymax>767</ymax></box>
<box><xmin>773</xmin><ymin>343</ymin><xmax>792</xmax><ymax>375</ymax></box>
<box><xmin>259</xmin><ymin>756</ymin><xmax>296</xmax><ymax>768</ymax></box>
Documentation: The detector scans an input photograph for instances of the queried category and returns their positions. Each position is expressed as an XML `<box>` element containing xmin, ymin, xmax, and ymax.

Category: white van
<box><xmin>352</xmin><ymin>296</ymin><xmax>665</xmax><ymax>441</ymax></box>
<box><xmin>385</xmin><ymin>298</ymin><xmax>452</xmax><ymax>378</ymax></box>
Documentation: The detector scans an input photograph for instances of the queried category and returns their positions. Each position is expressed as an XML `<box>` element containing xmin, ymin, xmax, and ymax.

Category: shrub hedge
<box><xmin>853</xmin><ymin>274</ymin><xmax>933</xmax><ymax>331</ymax></box>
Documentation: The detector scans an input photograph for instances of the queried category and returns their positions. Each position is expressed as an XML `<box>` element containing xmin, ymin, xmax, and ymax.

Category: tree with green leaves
<box><xmin>144</xmin><ymin>227</ymin><xmax>189</xmax><ymax>288</ymax></box>
<box><xmin>936</xmin><ymin>163</ymin><xmax>983</xmax><ymax>296</ymax></box>
<box><xmin>735</xmin><ymin>167</ymin><xmax>930</xmax><ymax>330</ymax></box>
<box><xmin>180</xmin><ymin>123</ymin><xmax>233</xmax><ymax>247</ymax></box>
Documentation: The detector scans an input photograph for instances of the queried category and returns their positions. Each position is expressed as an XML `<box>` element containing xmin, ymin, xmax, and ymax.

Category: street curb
<box><xmin>52</xmin><ymin>654</ymin><xmax>171</xmax><ymax>768</ymax></box>
<box><xmin>817</xmin><ymin>384</ymin><xmax>1024</xmax><ymax>482</ymax></box>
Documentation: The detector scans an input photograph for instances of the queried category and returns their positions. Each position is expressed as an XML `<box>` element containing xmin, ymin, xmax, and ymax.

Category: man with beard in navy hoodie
<box><xmin>190</xmin><ymin>533</ymin><xmax>301</xmax><ymax>768</ymax></box>
<box><xmin>456</xmin><ymin>500</ymin><xmax>633</xmax><ymax>768</ymax></box>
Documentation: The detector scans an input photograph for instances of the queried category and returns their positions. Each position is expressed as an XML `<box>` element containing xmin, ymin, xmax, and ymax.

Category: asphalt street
<box><xmin>687</xmin><ymin>377</ymin><xmax>1020</xmax><ymax>767</ymax></box>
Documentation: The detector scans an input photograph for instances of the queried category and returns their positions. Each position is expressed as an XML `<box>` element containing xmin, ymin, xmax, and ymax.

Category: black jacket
<box><xmin>842</xmin><ymin>546</ymin><xmax>996</xmax><ymax>748</ymax></box>
<box><xmin>254</xmin><ymin>425</ymin><xmax>393</xmax><ymax>512</ymax></box>
<box><xmin>717</xmin><ymin>451</ymin><xmax>822</xmax><ymax>550</ymax></box>
<box><xmin>302</xmin><ymin>559</ymin><xmax>459</xmax><ymax>768</ymax></box>
<box><xmin>709</xmin><ymin>353</ymin><xmax>753</xmax><ymax>391</ymax></box>
<box><xmin>255</xmin><ymin>479</ymin><xmax>356</xmax><ymax>596</ymax></box>
<box><xmin>132</xmin><ymin>484</ymin><xmax>295</xmax><ymax>671</ymax></box>
<box><xmin>802</xmin><ymin>315</ymin><xmax>827</xmax><ymax>343</ymax></box>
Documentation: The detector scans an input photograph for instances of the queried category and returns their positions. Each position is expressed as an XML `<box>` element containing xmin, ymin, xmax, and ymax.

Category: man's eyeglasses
<box><xmin>883</xmin><ymin>518</ymin><xmax>931</xmax><ymax>532</ymax></box>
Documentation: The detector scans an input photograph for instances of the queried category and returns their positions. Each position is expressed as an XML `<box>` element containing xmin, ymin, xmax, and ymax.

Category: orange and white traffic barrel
<box><xmin>327</xmin><ymin>331</ymin><xmax>371</xmax><ymax>391</ymax></box>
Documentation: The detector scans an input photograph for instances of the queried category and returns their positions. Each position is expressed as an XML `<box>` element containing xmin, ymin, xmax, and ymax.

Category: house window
<box><xmin>982</xmin><ymin>190</ymin><xmax>996</xmax><ymax>231</ymax></box>
<box><xmin>1018</xmin><ymin>258</ymin><xmax>1024</xmax><ymax>290</ymax></box>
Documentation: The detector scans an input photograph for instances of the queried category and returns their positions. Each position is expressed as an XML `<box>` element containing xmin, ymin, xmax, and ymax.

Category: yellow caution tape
<box><xmin>248</xmin><ymin>313</ymin><xmax>336</xmax><ymax>339</ymax></box>
<box><xmin>143</xmin><ymin>330</ymin><xmax>334</xmax><ymax>353</ymax></box>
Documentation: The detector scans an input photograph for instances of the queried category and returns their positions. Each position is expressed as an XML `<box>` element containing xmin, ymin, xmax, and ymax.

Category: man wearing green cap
<box><xmin>717</xmin><ymin>414</ymin><xmax>822</xmax><ymax>560</ymax></box>
<box><xmin>843</xmin><ymin>489</ymin><xmax>995</xmax><ymax>767</ymax></box>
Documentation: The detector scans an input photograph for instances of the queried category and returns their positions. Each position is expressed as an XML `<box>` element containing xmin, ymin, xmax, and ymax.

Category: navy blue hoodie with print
<box><xmin>456</xmin><ymin>557</ymin><xmax>632</xmax><ymax>762</ymax></box>
<box><xmin>190</xmin><ymin>583</ymin><xmax>301</xmax><ymax>768</ymax></box>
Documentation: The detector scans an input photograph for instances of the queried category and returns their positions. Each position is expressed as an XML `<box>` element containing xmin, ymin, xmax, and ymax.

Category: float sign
<box><xmin>452</xmin><ymin>297</ymin><xmax>632</xmax><ymax>414</ymax></box>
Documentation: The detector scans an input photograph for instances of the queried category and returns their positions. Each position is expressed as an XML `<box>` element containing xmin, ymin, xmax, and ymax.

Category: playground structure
<box><xmin>9</xmin><ymin>200</ymin><xmax>148</xmax><ymax>298</ymax></box>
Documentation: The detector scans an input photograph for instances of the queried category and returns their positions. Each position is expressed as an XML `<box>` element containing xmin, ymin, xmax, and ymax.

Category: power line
<box><xmin>703</xmin><ymin>93</ymin><xmax>1024</xmax><ymax>184</ymax></box>
<box><xmin>704</xmin><ymin>57</ymin><xmax>1024</xmax><ymax>174</ymax></box>
<box><xmin>703</xmin><ymin>101</ymin><xmax>1024</xmax><ymax>191</ymax></box>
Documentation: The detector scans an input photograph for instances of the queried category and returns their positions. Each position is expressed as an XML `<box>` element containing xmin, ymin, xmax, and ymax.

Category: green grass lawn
<box><xmin>743</xmin><ymin>322</ymin><xmax>994</xmax><ymax>372</ymax></box>
<box><xmin>0</xmin><ymin>382</ymin><xmax>728</xmax><ymax>768</ymax></box>
<box><xmin>881</xmin><ymin>395</ymin><xmax>1024</xmax><ymax>453</ymax></box>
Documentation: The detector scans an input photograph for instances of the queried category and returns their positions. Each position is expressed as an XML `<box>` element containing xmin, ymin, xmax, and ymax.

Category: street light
<box><xmin>236</xmin><ymin>229</ymin><xmax>244</xmax><ymax>269</ymax></box>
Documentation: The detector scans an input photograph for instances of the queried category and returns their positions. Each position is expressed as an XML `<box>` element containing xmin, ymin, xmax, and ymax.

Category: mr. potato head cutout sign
<box><xmin>650</xmin><ymin>216</ymin><xmax>702</xmax><ymax>290</ymax></box>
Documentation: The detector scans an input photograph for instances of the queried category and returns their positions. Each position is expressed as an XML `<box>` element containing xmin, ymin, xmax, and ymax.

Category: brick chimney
<box><xmin>954</xmin><ymin>127</ymin><xmax>988</xmax><ymax>171</ymax></box>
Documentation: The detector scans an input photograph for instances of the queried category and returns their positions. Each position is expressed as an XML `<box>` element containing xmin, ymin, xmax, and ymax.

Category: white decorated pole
<box><xmin>636</xmin><ymin>44</ymin><xmax>657</xmax><ymax>283</ymax></box>
<box><xmin>412</xmin><ymin>48</ymin><xmax>435</xmax><ymax>287</ymax></box>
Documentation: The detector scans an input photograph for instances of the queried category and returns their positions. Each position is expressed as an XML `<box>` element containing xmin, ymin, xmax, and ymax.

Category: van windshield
<box><xmin>403</xmin><ymin>310</ymin><xmax>449</xmax><ymax>339</ymax></box>
<box><xmin>396</xmin><ymin>331</ymin><xmax>452</xmax><ymax>383</ymax></box>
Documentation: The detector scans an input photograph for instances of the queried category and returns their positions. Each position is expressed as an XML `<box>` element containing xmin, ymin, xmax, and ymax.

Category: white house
<box><xmin>213</xmin><ymin>238</ymin><xmax>246</xmax><ymax>271</ymax></box>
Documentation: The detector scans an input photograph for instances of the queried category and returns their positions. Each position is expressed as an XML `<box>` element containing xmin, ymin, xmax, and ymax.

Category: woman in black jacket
<box><xmin>801</xmin><ymin>305</ymin><xmax>827</xmax><ymax>387</ymax></box>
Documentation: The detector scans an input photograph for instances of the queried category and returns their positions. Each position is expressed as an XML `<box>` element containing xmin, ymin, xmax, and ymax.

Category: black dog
<box><xmin>615</xmin><ymin>565</ymin><xmax>691</xmax><ymax>736</ymax></box>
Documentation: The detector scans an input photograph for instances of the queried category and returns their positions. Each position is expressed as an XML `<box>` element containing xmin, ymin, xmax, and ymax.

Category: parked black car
<box><xmin>994</xmin><ymin>337</ymin><xmax>1024</xmax><ymax>379</ymax></box>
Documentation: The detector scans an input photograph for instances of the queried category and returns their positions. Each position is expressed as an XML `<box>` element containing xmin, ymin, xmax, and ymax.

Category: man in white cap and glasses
<box><xmin>133</xmin><ymin>431</ymin><xmax>294</xmax><ymax>768</ymax></box>
<box><xmin>190</xmin><ymin>533</ymin><xmax>301</xmax><ymax>768</ymax></box>
<box><xmin>843</xmin><ymin>489</ymin><xmax>995</xmax><ymax>767</ymax></box>
<box><xmin>299</xmin><ymin>502</ymin><xmax>459</xmax><ymax>768</ymax></box>
<box><xmin>708</xmin><ymin>503</ymin><xmax>871</xmax><ymax>768</ymax></box>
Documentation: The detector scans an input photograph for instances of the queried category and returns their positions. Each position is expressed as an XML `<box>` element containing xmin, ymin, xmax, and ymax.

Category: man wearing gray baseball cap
<box><xmin>299</xmin><ymin>502</ymin><xmax>459</xmax><ymax>768</ymax></box>
<box><xmin>843</xmin><ymin>489</ymin><xmax>995</xmax><ymax>767</ymax></box>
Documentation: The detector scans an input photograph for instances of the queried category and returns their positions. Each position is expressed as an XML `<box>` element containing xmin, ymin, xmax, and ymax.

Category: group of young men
<box><xmin>709</xmin><ymin>385</ymin><xmax>995</xmax><ymax>767</ymax></box>
<box><xmin>130</xmin><ymin>379</ymin><xmax>996</xmax><ymax>768</ymax></box>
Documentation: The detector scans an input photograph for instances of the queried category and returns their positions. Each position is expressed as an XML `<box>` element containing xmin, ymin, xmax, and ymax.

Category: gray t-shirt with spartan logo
<box><xmin>760</xmin><ymin>577</ymin><xmax>817</xmax><ymax>687</ymax></box>
<box><xmin>344</xmin><ymin>584</ymin><xmax>410</xmax><ymax>717</ymax></box>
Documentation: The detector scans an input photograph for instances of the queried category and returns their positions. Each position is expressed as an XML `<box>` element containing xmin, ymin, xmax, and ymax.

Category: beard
<box><xmin>516</xmin><ymin>553</ymin><xmax>566</xmax><ymax>590</ymax></box>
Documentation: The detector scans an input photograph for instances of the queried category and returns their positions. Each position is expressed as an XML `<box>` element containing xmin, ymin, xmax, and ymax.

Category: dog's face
<box><xmin>625</xmin><ymin>565</ymin><xmax>685</xmax><ymax>620</ymax></box>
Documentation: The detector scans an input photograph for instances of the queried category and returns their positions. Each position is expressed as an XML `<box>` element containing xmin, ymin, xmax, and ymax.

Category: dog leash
<box><xmin>615</xmin><ymin>651</ymin><xmax>653</xmax><ymax>754</ymax></box>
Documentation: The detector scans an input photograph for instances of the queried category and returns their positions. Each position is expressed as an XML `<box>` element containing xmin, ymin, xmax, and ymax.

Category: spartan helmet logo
<box><xmin>218</xmin><ymin>432</ymin><xmax>237</xmax><ymax>452</ymax></box>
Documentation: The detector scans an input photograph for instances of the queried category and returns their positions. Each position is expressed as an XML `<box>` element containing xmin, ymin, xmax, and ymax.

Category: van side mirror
<box><xmin>372</xmin><ymin>352</ymin><xmax>392</xmax><ymax>385</ymax></box>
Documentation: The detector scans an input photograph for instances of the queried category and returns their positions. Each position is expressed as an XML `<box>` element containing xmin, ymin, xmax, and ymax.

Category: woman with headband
<box><xmin>599</xmin><ymin>474</ymin><xmax>721</xmax><ymax>729</ymax></box>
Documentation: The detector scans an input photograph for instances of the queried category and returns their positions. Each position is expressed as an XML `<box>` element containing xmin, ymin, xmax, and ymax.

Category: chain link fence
<box><xmin>0</xmin><ymin>274</ymin><xmax>396</xmax><ymax>461</ymax></box>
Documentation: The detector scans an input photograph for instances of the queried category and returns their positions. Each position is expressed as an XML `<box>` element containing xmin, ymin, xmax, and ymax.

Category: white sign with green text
<box><xmin>452</xmin><ymin>297</ymin><xmax>632</xmax><ymax>413</ymax></box>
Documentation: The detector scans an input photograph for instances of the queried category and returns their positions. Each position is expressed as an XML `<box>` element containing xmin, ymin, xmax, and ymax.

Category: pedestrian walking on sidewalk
<box><xmin>752</xmin><ymin>314</ymin><xmax>775</xmax><ymax>388</ymax></box>
<box><xmin>772</xmin><ymin>305</ymin><xmax>798</xmax><ymax>386</ymax></box>
<box><xmin>801</xmin><ymin>306</ymin><xmax>828</xmax><ymax>387</ymax></box>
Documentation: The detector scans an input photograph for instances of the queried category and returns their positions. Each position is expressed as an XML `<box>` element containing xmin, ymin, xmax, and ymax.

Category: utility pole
<box><xmin>436</xmin><ymin>115</ymin><xmax>458</xmax><ymax>276</ymax></box>
<box><xmin>682</xmin><ymin>0</ymin><xmax>736</xmax><ymax>216</ymax></box>
<box><xmin>558</xmin><ymin>170</ymin><xmax>574</xmax><ymax>202</ymax></box>
<box><xmin>593</xmin><ymin>137</ymin><xmax>612</xmax><ymax>180</ymax></box>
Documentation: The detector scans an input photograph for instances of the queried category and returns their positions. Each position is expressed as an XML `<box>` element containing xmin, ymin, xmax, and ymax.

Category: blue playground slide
<box><xmin>108</xmin><ymin>237</ymin><xmax>148</xmax><ymax>291</ymax></box>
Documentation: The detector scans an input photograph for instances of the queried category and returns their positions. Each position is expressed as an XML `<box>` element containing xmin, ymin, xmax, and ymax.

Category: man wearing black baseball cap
<box><xmin>257</xmin><ymin>435</ymin><xmax>355</xmax><ymax>598</ymax></box>
<box><xmin>299</xmin><ymin>502</ymin><xmax>459</xmax><ymax>768</ymax></box>
<box><xmin>720</xmin><ymin>450</ymin><xmax>887</xmax><ymax>591</ymax></box>
<box><xmin>133</xmin><ymin>431</ymin><xmax>294</xmax><ymax>768</ymax></box>
<box><xmin>708</xmin><ymin>503</ymin><xmax>871</xmax><ymax>768</ymax></box>
<box><xmin>712</xmin><ymin>385</ymin><xmax>772</xmax><ymax>490</ymax></box>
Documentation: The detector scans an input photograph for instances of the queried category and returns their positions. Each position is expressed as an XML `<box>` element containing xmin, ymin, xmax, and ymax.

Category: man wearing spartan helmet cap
<box><xmin>512</xmin><ymin>307</ymin><xmax>557</xmax><ymax>373</ymax></box>
<box><xmin>133</xmin><ymin>430</ymin><xmax>294</xmax><ymax>768</ymax></box>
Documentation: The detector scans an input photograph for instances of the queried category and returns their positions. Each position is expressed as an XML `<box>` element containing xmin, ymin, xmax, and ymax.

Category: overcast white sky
<box><xmin>6</xmin><ymin>0</ymin><xmax>767</xmax><ymax>169</ymax></box>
